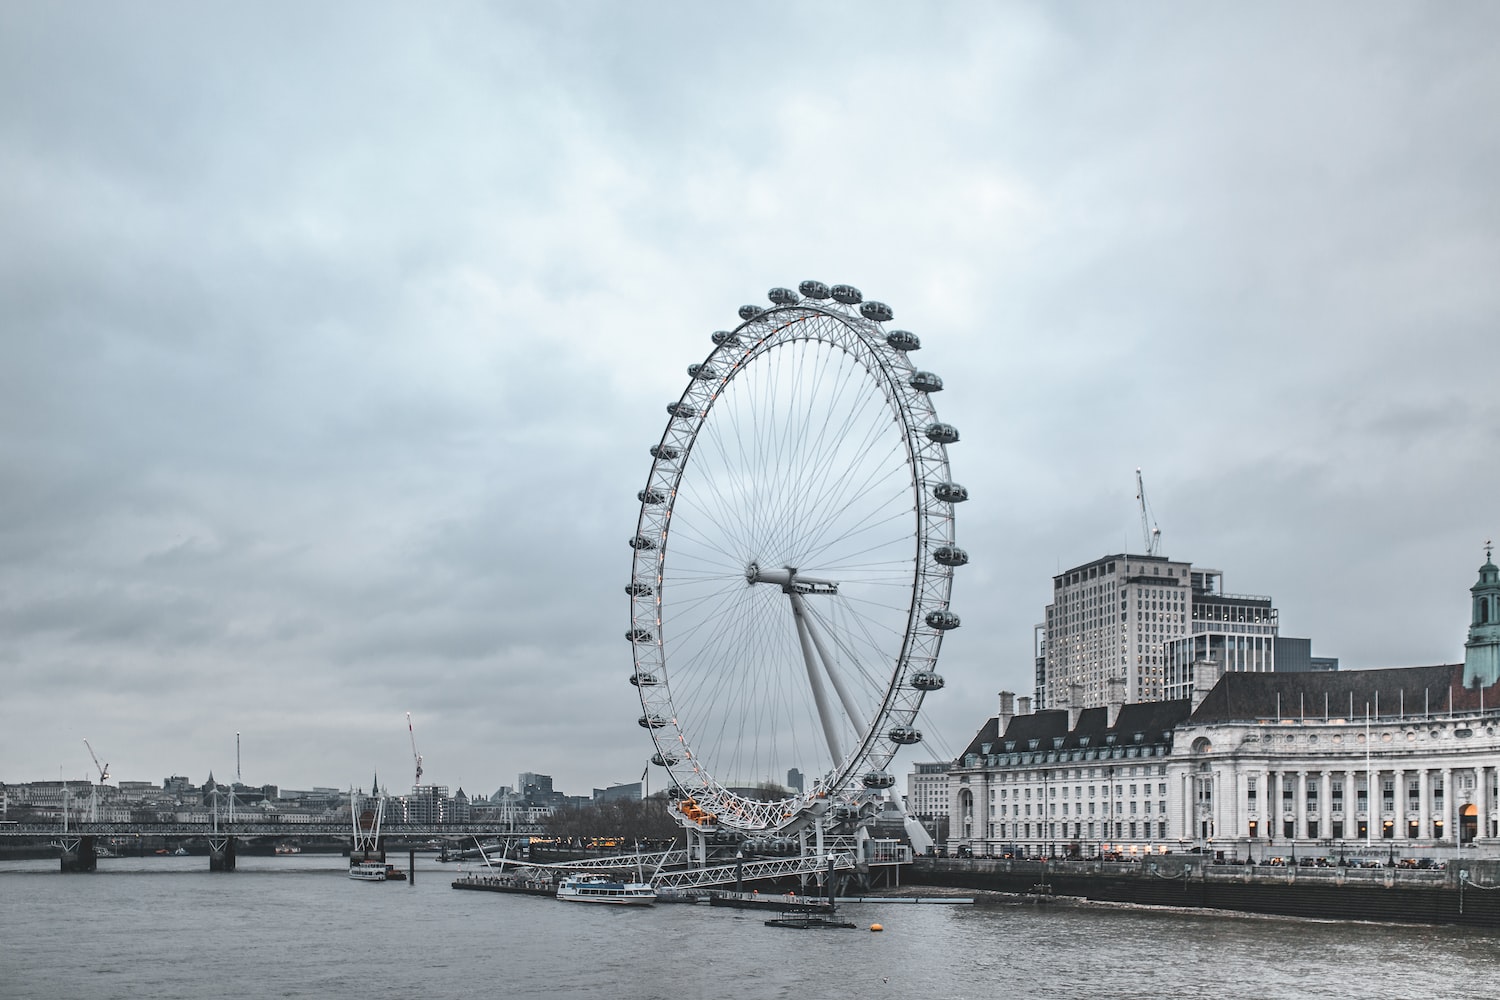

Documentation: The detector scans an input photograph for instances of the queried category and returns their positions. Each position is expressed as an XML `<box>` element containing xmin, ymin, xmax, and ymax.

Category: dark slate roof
<box><xmin>956</xmin><ymin>717</ymin><xmax>1001</xmax><ymax>760</ymax></box>
<box><xmin>1188</xmin><ymin>663</ymin><xmax>1500</xmax><ymax>723</ymax></box>
<box><xmin>954</xmin><ymin>699</ymin><xmax>1194</xmax><ymax>762</ymax></box>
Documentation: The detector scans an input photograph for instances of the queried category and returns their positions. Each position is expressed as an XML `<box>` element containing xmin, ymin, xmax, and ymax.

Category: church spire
<box><xmin>1463</xmin><ymin>542</ymin><xmax>1500</xmax><ymax>688</ymax></box>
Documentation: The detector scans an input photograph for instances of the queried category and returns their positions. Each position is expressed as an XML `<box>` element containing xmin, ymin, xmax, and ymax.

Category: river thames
<box><xmin>2</xmin><ymin>854</ymin><xmax>1497</xmax><ymax>999</ymax></box>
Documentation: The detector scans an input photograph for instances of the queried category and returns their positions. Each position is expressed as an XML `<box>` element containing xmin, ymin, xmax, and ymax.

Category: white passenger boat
<box><xmin>349</xmin><ymin>860</ymin><xmax>389</xmax><ymax>882</ymax></box>
<box><xmin>555</xmin><ymin>874</ymin><xmax>656</xmax><ymax>905</ymax></box>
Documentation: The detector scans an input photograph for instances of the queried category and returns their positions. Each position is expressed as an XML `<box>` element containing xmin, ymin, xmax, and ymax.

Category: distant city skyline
<box><xmin>3</xmin><ymin>5</ymin><xmax>1497</xmax><ymax>793</ymax></box>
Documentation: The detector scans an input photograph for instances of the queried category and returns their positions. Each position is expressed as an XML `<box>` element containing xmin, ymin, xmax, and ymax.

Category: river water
<box><xmin>2</xmin><ymin>854</ymin><xmax>1497</xmax><ymax>999</ymax></box>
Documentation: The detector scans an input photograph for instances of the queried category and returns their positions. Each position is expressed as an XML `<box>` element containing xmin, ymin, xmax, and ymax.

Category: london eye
<box><xmin>627</xmin><ymin>281</ymin><xmax>966</xmax><ymax>837</ymax></box>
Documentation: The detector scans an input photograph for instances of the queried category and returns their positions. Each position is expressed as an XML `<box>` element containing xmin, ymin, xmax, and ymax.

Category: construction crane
<box><xmin>406</xmin><ymin>712</ymin><xmax>424</xmax><ymax>789</ymax></box>
<box><xmin>1135</xmin><ymin>467</ymin><xmax>1162</xmax><ymax>557</ymax></box>
<box><xmin>84</xmin><ymin>738</ymin><xmax>110</xmax><ymax>784</ymax></box>
<box><xmin>83</xmin><ymin>739</ymin><xmax>109</xmax><ymax>823</ymax></box>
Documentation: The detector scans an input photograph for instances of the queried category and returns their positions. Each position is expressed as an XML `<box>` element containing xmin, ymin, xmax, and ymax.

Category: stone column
<box><xmin>1228</xmin><ymin>766</ymin><xmax>1243</xmax><ymax>842</ymax></box>
<box><xmin>1479</xmin><ymin>765</ymin><xmax>1492</xmax><ymax>840</ymax></box>
<box><xmin>1257</xmin><ymin>768</ymin><xmax>1270</xmax><ymax>841</ymax></box>
<box><xmin>1441</xmin><ymin>766</ymin><xmax>1453</xmax><ymax>842</ymax></box>
<box><xmin>1320</xmin><ymin>770</ymin><xmax>1333</xmax><ymax>840</ymax></box>
<box><xmin>1346</xmin><ymin>768</ymin><xmax>1360</xmax><ymax>840</ymax></box>
<box><xmin>1181</xmin><ymin>771</ymin><xmax>1191</xmax><ymax>843</ymax></box>
<box><xmin>1393</xmin><ymin>768</ymin><xmax>1406</xmax><ymax>841</ymax></box>
<box><xmin>1419</xmin><ymin>768</ymin><xmax>1431</xmax><ymax>840</ymax></box>
<box><xmin>1294</xmin><ymin>770</ymin><xmax>1307</xmax><ymax>841</ymax></box>
<box><xmin>1275</xmin><ymin>770</ymin><xmax>1286</xmax><ymax>840</ymax></box>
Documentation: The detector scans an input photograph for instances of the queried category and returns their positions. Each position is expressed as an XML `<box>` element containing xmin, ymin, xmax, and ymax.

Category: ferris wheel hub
<box><xmin>746</xmin><ymin>562</ymin><xmax>839</xmax><ymax>595</ymax></box>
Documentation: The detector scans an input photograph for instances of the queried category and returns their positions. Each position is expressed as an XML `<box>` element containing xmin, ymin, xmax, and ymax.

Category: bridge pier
<box><xmin>209</xmin><ymin>835</ymin><xmax>237</xmax><ymax>872</ymax></box>
<box><xmin>59</xmin><ymin>836</ymin><xmax>97</xmax><ymax>873</ymax></box>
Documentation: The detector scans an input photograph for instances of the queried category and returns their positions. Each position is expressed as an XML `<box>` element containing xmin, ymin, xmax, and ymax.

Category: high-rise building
<box><xmin>906</xmin><ymin>761</ymin><xmax>950</xmax><ymax>827</ymax></box>
<box><xmin>1164</xmin><ymin>582</ymin><xmax>1279</xmax><ymax>700</ymax></box>
<box><xmin>1038</xmin><ymin>553</ymin><xmax>1278</xmax><ymax>709</ymax></box>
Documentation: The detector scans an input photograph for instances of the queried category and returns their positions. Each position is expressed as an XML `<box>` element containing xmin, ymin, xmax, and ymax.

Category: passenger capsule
<box><xmin>625</xmin><ymin>582</ymin><xmax>653</xmax><ymax>597</ymax></box>
<box><xmin>862</xmin><ymin>771</ymin><xmax>896</xmax><ymax>789</ymax></box>
<box><xmin>925</xmin><ymin>423</ymin><xmax>960</xmax><ymax>444</ymax></box>
<box><xmin>889</xmin><ymin>726</ymin><xmax>923</xmax><ymax>745</ymax></box>
<box><xmin>666</xmin><ymin>401</ymin><xmax>699</xmax><ymax>419</ymax></box>
<box><xmin>830</xmin><ymin>283</ymin><xmax>863</xmax><ymax>305</ymax></box>
<box><xmin>638</xmin><ymin>489</ymin><xmax>666</xmax><ymax>505</ymax></box>
<box><xmin>638</xmin><ymin>714</ymin><xmax>669</xmax><ymax>729</ymax></box>
<box><xmin>629</xmin><ymin>535</ymin><xmax>657</xmax><ymax>551</ymax></box>
<box><xmin>925</xmin><ymin>609</ymin><xmax>961</xmax><ymax>631</ymax></box>
<box><xmin>651</xmin><ymin>752</ymin><xmax>679</xmax><ymax>767</ymax></box>
<box><xmin>911</xmin><ymin>670</ymin><xmax>945</xmax><ymax>691</ymax></box>
<box><xmin>933</xmin><ymin>545</ymin><xmax>969</xmax><ymax>567</ymax></box>
<box><xmin>687</xmin><ymin>363</ymin><xmax>718</xmax><ymax>381</ymax></box>
<box><xmin>933</xmin><ymin>481</ymin><xmax>969</xmax><ymax>503</ymax></box>
<box><xmin>649</xmin><ymin>444</ymin><xmax>678</xmax><ymax>461</ymax></box>
<box><xmin>768</xmin><ymin>287</ymin><xmax>799</xmax><ymax>305</ymax></box>
<box><xmin>738</xmin><ymin>304</ymin><xmax>763</xmax><ymax>320</ymax></box>
<box><xmin>626</xmin><ymin>628</ymin><xmax>654</xmax><ymax>643</ymax></box>
<box><xmin>711</xmin><ymin>331</ymin><xmax>741</xmax><ymax>347</ymax></box>
<box><xmin>860</xmin><ymin>300</ymin><xmax>893</xmax><ymax>322</ymax></box>
<box><xmin>886</xmin><ymin>330</ymin><xmax>921</xmax><ymax>351</ymax></box>
<box><xmin>629</xmin><ymin>672</ymin><xmax>659</xmax><ymax>687</ymax></box>
<box><xmin>909</xmin><ymin>371</ymin><xmax>943</xmax><ymax>393</ymax></box>
<box><xmin>799</xmin><ymin>280</ymin><xmax>831</xmax><ymax>299</ymax></box>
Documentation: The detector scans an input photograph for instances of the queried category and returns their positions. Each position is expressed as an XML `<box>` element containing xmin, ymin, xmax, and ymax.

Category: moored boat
<box><xmin>349</xmin><ymin>860</ymin><xmax>388</xmax><ymax>882</ymax></box>
<box><xmin>555</xmin><ymin>874</ymin><xmax>656</xmax><ymax>905</ymax></box>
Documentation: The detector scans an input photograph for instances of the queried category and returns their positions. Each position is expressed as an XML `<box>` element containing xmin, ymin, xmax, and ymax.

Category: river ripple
<box><xmin>2</xmin><ymin>855</ymin><xmax>1497</xmax><ymax>999</ymax></box>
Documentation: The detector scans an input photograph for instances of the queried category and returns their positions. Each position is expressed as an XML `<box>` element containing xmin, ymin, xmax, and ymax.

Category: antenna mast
<box><xmin>407</xmin><ymin>712</ymin><xmax>424</xmax><ymax>789</ymax></box>
<box><xmin>1135</xmin><ymin>467</ymin><xmax>1162</xmax><ymax>557</ymax></box>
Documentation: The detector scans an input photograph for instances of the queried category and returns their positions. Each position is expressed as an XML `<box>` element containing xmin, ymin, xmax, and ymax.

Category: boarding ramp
<box><xmin>651</xmin><ymin>851</ymin><xmax>857</xmax><ymax>891</ymax></box>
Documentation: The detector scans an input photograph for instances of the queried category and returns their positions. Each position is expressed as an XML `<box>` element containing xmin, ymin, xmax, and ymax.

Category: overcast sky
<box><xmin>3</xmin><ymin>2</ymin><xmax>1497</xmax><ymax>798</ymax></box>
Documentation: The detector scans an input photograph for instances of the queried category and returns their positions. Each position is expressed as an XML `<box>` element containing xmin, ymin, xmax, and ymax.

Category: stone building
<box><xmin>949</xmin><ymin>684</ymin><xmax>1191</xmax><ymax>858</ymax></box>
<box><xmin>952</xmin><ymin>551</ymin><xmax>1500</xmax><ymax>862</ymax></box>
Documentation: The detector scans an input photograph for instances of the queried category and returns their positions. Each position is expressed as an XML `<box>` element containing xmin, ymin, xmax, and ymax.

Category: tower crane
<box><xmin>84</xmin><ymin>739</ymin><xmax>109</xmax><ymax>823</ymax></box>
<box><xmin>1135</xmin><ymin>467</ymin><xmax>1162</xmax><ymax>557</ymax></box>
<box><xmin>406</xmin><ymin>712</ymin><xmax>424</xmax><ymax>789</ymax></box>
<box><xmin>84</xmin><ymin>738</ymin><xmax>110</xmax><ymax>784</ymax></box>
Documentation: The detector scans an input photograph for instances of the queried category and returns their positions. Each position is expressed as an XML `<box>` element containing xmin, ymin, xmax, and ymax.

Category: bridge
<box><xmin>0</xmin><ymin>819</ymin><xmax>537</xmax><ymax>873</ymax></box>
<box><xmin>0</xmin><ymin>822</ymin><xmax>911</xmax><ymax>889</ymax></box>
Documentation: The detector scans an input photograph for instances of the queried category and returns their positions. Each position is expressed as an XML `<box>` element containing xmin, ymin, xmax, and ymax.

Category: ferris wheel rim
<box><xmin>627</xmin><ymin>285</ymin><xmax>961</xmax><ymax>833</ymax></box>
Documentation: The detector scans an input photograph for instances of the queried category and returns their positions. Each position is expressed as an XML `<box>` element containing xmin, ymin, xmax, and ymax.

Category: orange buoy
<box><xmin>869</xmin><ymin>923</ymin><xmax>884</xmax><ymax>932</ymax></box>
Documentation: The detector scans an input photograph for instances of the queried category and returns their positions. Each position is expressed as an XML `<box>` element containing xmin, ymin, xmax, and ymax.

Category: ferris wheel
<box><xmin>627</xmin><ymin>281</ymin><xmax>967</xmax><ymax>835</ymax></box>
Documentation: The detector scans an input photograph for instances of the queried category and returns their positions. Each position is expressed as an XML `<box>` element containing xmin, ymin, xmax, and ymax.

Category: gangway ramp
<box><xmin>651</xmin><ymin>852</ymin><xmax>856</xmax><ymax>891</ymax></box>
